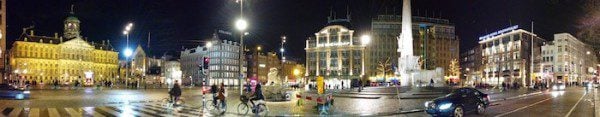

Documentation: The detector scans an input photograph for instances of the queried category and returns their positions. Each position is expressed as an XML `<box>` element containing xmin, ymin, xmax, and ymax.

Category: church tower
<box><xmin>63</xmin><ymin>5</ymin><xmax>80</xmax><ymax>39</ymax></box>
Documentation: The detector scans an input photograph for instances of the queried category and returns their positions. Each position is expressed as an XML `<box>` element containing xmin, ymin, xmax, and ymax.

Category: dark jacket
<box><xmin>170</xmin><ymin>84</ymin><xmax>182</xmax><ymax>96</ymax></box>
<box><xmin>254</xmin><ymin>84</ymin><xmax>264</xmax><ymax>100</ymax></box>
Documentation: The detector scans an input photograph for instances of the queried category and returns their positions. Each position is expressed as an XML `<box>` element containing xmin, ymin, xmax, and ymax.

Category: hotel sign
<box><xmin>478</xmin><ymin>25</ymin><xmax>519</xmax><ymax>41</ymax></box>
<box><xmin>317</xmin><ymin>42</ymin><xmax>351</xmax><ymax>47</ymax></box>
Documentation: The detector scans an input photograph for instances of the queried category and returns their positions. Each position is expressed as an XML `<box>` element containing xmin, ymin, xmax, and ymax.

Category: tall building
<box><xmin>246</xmin><ymin>49</ymin><xmax>280</xmax><ymax>84</ymax></box>
<box><xmin>479</xmin><ymin>25</ymin><xmax>545</xmax><ymax>86</ymax></box>
<box><xmin>8</xmin><ymin>12</ymin><xmax>119</xmax><ymax>85</ymax></box>
<box><xmin>163</xmin><ymin>60</ymin><xmax>181</xmax><ymax>87</ymax></box>
<box><xmin>180</xmin><ymin>34</ymin><xmax>244</xmax><ymax>86</ymax></box>
<box><xmin>460</xmin><ymin>46</ymin><xmax>482</xmax><ymax>85</ymax></box>
<box><xmin>1</xmin><ymin>0</ymin><xmax>7</xmax><ymax>83</ymax></box>
<box><xmin>369</xmin><ymin>15</ymin><xmax>459</xmax><ymax>81</ymax></box>
<box><xmin>305</xmin><ymin>18</ymin><xmax>366</xmax><ymax>89</ymax></box>
<box><xmin>541</xmin><ymin>33</ymin><xmax>598</xmax><ymax>84</ymax></box>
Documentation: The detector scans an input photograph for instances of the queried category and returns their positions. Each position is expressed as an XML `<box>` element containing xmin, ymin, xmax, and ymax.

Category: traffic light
<box><xmin>203</xmin><ymin>57</ymin><xmax>210</xmax><ymax>69</ymax></box>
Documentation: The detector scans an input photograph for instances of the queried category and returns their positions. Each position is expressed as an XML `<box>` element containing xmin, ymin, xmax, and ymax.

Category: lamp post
<box><xmin>235</xmin><ymin>0</ymin><xmax>248</xmax><ymax>95</ymax></box>
<box><xmin>123</xmin><ymin>23</ymin><xmax>133</xmax><ymax>88</ymax></box>
<box><xmin>360</xmin><ymin>34</ymin><xmax>371</xmax><ymax>91</ymax></box>
<box><xmin>123</xmin><ymin>48</ymin><xmax>133</xmax><ymax>88</ymax></box>
<box><xmin>281</xmin><ymin>35</ymin><xmax>287</xmax><ymax>84</ymax></box>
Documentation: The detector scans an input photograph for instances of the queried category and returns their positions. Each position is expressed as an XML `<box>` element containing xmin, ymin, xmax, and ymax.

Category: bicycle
<box><xmin>237</xmin><ymin>95</ymin><xmax>269</xmax><ymax>116</ymax></box>
<box><xmin>162</xmin><ymin>96</ymin><xmax>185</xmax><ymax>107</ymax></box>
<box><xmin>206</xmin><ymin>97</ymin><xmax>227</xmax><ymax>115</ymax></box>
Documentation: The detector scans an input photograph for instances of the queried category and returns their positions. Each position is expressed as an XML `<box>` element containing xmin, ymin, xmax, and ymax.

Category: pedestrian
<box><xmin>430</xmin><ymin>79</ymin><xmax>434</xmax><ymax>87</ymax></box>
<box><xmin>341</xmin><ymin>81</ymin><xmax>344</xmax><ymax>89</ymax></box>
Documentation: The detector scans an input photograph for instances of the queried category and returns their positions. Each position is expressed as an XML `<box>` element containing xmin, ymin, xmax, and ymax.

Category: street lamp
<box><xmin>361</xmin><ymin>35</ymin><xmax>371</xmax><ymax>46</ymax></box>
<box><xmin>124</xmin><ymin>48</ymin><xmax>133</xmax><ymax>88</ymax></box>
<box><xmin>281</xmin><ymin>35</ymin><xmax>287</xmax><ymax>83</ymax></box>
<box><xmin>360</xmin><ymin>34</ymin><xmax>370</xmax><ymax>91</ymax></box>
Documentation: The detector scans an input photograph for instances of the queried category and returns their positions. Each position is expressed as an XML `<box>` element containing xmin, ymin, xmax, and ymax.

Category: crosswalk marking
<box><xmin>8</xmin><ymin>108</ymin><xmax>22</xmax><ymax>117</ymax></box>
<box><xmin>98</xmin><ymin>107</ymin><xmax>124</xmax><ymax>116</ymax></box>
<box><xmin>80</xmin><ymin>107</ymin><xmax>105</xmax><ymax>117</ymax></box>
<box><xmin>65</xmin><ymin>108</ymin><xmax>82</xmax><ymax>117</ymax></box>
<box><xmin>113</xmin><ymin>106</ymin><xmax>155</xmax><ymax>117</ymax></box>
<box><xmin>48</xmin><ymin>108</ymin><xmax>60</xmax><ymax>117</ymax></box>
<box><xmin>0</xmin><ymin>103</ymin><xmax>204</xmax><ymax>117</ymax></box>
<box><xmin>28</xmin><ymin>108</ymin><xmax>39</xmax><ymax>117</ymax></box>
<box><xmin>0</xmin><ymin>107</ymin><xmax>6</xmax><ymax>117</ymax></box>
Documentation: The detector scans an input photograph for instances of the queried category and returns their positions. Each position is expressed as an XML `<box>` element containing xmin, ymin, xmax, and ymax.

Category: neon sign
<box><xmin>479</xmin><ymin>25</ymin><xmax>519</xmax><ymax>41</ymax></box>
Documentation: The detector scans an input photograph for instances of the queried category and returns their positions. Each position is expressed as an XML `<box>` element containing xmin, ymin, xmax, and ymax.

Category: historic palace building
<box><xmin>305</xmin><ymin>17</ymin><xmax>366</xmax><ymax>89</ymax></box>
<box><xmin>8</xmin><ymin>12</ymin><xmax>119</xmax><ymax>85</ymax></box>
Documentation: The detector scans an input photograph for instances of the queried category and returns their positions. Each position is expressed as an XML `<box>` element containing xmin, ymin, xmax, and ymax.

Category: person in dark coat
<box><xmin>169</xmin><ymin>80</ymin><xmax>182</xmax><ymax>102</ymax></box>
<box><xmin>250</xmin><ymin>83</ymin><xmax>264</xmax><ymax>106</ymax></box>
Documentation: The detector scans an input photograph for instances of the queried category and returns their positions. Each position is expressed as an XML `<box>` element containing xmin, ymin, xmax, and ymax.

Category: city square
<box><xmin>0</xmin><ymin>0</ymin><xmax>599</xmax><ymax>117</ymax></box>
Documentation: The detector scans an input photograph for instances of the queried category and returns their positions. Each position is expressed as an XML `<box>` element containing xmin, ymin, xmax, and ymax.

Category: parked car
<box><xmin>425</xmin><ymin>87</ymin><xmax>489</xmax><ymax>117</ymax></box>
<box><xmin>0</xmin><ymin>84</ymin><xmax>31</xmax><ymax>100</ymax></box>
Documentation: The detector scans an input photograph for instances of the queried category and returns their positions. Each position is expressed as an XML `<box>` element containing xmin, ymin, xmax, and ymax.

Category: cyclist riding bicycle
<box><xmin>249</xmin><ymin>83</ymin><xmax>264</xmax><ymax>106</ymax></box>
<box><xmin>210</xmin><ymin>84</ymin><xmax>218</xmax><ymax>105</ymax></box>
<box><xmin>169</xmin><ymin>80</ymin><xmax>182</xmax><ymax>103</ymax></box>
<box><xmin>217</xmin><ymin>83</ymin><xmax>227</xmax><ymax>108</ymax></box>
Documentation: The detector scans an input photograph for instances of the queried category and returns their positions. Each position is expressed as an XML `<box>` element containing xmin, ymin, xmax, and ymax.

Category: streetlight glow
<box><xmin>124</xmin><ymin>48</ymin><xmax>133</xmax><ymax>57</ymax></box>
<box><xmin>235</xmin><ymin>19</ymin><xmax>248</xmax><ymax>31</ymax></box>
<box><xmin>206</xmin><ymin>42</ymin><xmax>213</xmax><ymax>48</ymax></box>
<box><xmin>280</xmin><ymin>48</ymin><xmax>285</xmax><ymax>52</ymax></box>
<box><xmin>361</xmin><ymin>35</ymin><xmax>371</xmax><ymax>46</ymax></box>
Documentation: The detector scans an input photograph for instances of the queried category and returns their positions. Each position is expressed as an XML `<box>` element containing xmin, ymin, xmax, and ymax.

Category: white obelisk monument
<box><xmin>398</xmin><ymin>0</ymin><xmax>420</xmax><ymax>86</ymax></box>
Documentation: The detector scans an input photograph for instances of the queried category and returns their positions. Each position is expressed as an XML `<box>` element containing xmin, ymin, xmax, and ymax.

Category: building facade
<box><xmin>479</xmin><ymin>25</ymin><xmax>545</xmax><ymax>86</ymax></box>
<box><xmin>369</xmin><ymin>15</ymin><xmax>459</xmax><ymax>81</ymax></box>
<box><xmin>460</xmin><ymin>46</ymin><xmax>482</xmax><ymax>85</ymax></box>
<box><xmin>541</xmin><ymin>33</ymin><xmax>598</xmax><ymax>84</ymax></box>
<box><xmin>305</xmin><ymin>19</ymin><xmax>366</xmax><ymax>89</ymax></box>
<box><xmin>246</xmin><ymin>49</ymin><xmax>280</xmax><ymax>84</ymax></box>
<box><xmin>181</xmin><ymin>35</ymin><xmax>243</xmax><ymax>86</ymax></box>
<box><xmin>163</xmin><ymin>60</ymin><xmax>181</xmax><ymax>86</ymax></box>
<box><xmin>9</xmin><ymin>13</ymin><xmax>119</xmax><ymax>85</ymax></box>
<box><xmin>0</xmin><ymin>0</ymin><xmax>6</xmax><ymax>83</ymax></box>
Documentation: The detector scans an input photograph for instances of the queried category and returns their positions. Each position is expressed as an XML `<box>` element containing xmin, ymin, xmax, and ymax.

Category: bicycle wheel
<box><xmin>206</xmin><ymin>99</ymin><xmax>215</xmax><ymax>110</ymax></box>
<box><xmin>237</xmin><ymin>103</ymin><xmax>249</xmax><ymax>115</ymax></box>
<box><xmin>256</xmin><ymin>104</ymin><xmax>269</xmax><ymax>116</ymax></box>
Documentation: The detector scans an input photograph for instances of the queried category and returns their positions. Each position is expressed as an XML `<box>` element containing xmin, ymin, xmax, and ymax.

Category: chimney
<box><xmin>102</xmin><ymin>40</ymin><xmax>106</xmax><ymax>45</ymax></box>
<box><xmin>54</xmin><ymin>33</ymin><xmax>58</xmax><ymax>38</ymax></box>
<box><xmin>29</xmin><ymin>30</ymin><xmax>34</xmax><ymax>36</ymax></box>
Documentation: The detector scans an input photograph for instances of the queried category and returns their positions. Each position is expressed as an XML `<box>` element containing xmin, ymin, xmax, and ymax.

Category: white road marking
<box><xmin>28</xmin><ymin>108</ymin><xmax>39</xmax><ymax>117</ymax></box>
<box><xmin>65</xmin><ymin>108</ymin><xmax>82</xmax><ymax>117</ymax></box>
<box><xmin>47</xmin><ymin>108</ymin><xmax>60</xmax><ymax>117</ymax></box>
<box><xmin>565</xmin><ymin>92</ymin><xmax>586</xmax><ymax>117</ymax></box>
<box><xmin>8</xmin><ymin>108</ymin><xmax>22</xmax><ymax>117</ymax></box>
<box><xmin>494</xmin><ymin>97</ymin><xmax>552</xmax><ymax>117</ymax></box>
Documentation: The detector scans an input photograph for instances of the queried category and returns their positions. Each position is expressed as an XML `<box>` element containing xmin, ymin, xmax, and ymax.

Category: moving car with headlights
<box><xmin>425</xmin><ymin>87</ymin><xmax>489</xmax><ymax>117</ymax></box>
<box><xmin>552</xmin><ymin>82</ymin><xmax>565</xmax><ymax>91</ymax></box>
<box><xmin>0</xmin><ymin>84</ymin><xmax>31</xmax><ymax>100</ymax></box>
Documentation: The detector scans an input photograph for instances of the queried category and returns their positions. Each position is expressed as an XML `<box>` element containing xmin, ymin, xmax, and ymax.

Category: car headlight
<box><xmin>559</xmin><ymin>85</ymin><xmax>565</xmax><ymax>89</ymax></box>
<box><xmin>439</xmin><ymin>103</ymin><xmax>453</xmax><ymax>110</ymax></box>
<box><xmin>23</xmin><ymin>91</ymin><xmax>30</xmax><ymax>94</ymax></box>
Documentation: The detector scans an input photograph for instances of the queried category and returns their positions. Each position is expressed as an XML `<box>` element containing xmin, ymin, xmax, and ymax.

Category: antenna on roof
<box><xmin>346</xmin><ymin>3</ymin><xmax>351</xmax><ymax>21</ymax></box>
<box><xmin>70</xmin><ymin>4</ymin><xmax>75</xmax><ymax>14</ymax></box>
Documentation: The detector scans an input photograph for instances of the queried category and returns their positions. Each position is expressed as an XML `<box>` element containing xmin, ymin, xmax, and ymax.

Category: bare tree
<box><xmin>377</xmin><ymin>57</ymin><xmax>393</xmax><ymax>82</ymax></box>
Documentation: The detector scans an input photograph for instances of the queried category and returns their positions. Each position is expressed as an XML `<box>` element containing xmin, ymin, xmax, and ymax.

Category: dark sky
<box><xmin>6</xmin><ymin>0</ymin><xmax>590</xmax><ymax>61</ymax></box>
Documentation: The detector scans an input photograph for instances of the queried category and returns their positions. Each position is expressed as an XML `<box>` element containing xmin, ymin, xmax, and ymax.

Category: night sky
<box><xmin>6</xmin><ymin>0</ymin><xmax>592</xmax><ymax>62</ymax></box>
